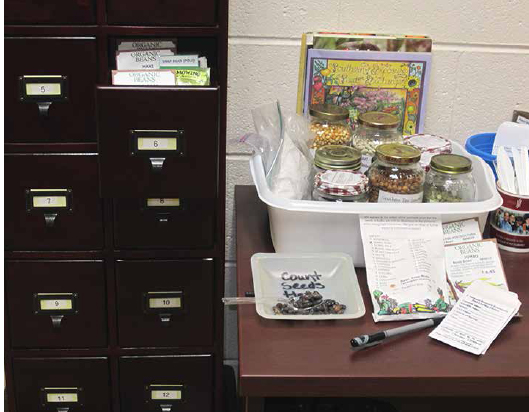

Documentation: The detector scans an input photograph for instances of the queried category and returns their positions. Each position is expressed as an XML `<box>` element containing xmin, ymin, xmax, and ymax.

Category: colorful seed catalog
<box><xmin>304</xmin><ymin>49</ymin><xmax>431</xmax><ymax>135</ymax></box>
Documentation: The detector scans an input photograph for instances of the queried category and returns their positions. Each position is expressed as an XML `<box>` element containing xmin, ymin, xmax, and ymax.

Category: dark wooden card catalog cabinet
<box><xmin>4</xmin><ymin>2</ymin><xmax>228</xmax><ymax>412</ymax></box>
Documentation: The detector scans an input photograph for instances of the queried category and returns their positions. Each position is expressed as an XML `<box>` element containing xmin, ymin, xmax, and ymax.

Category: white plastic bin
<box><xmin>250</xmin><ymin>141</ymin><xmax>502</xmax><ymax>267</ymax></box>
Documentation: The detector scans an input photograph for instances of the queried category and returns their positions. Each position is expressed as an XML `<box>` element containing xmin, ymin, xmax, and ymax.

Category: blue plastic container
<box><xmin>465</xmin><ymin>132</ymin><xmax>497</xmax><ymax>179</ymax></box>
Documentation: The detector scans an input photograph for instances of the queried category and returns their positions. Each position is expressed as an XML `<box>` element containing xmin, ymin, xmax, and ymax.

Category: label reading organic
<box><xmin>47</xmin><ymin>393</ymin><xmax>78</xmax><ymax>403</ymax></box>
<box><xmin>147</xmin><ymin>198</ymin><xmax>181</xmax><ymax>207</ymax></box>
<box><xmin>118</xmin><ymin>40</ymin><xmax>177</xmax><ymax>51</ymax></box>
<box><xmin>40</xmin><ymin>299</ymin><xmax>73</xmax><ymax>311</ymax></box>
<box><xmin>442</xmin><ymin>219</ymin><xmax>482</xmax><ymax>246</ymax></box>
<box><xmin>377</xmin><ymin>190</ymin><xmax>423</xmax><ymax>203</ymax></box>
<box><xmin>33</xmin><ymin>195</ymin><xmax>67</xmax><ymax>208</ymax></box>
<box><xmin>26</xmin><ymin>83</ymin><xmax>61</xmax><ymax>96</ymax></box>
<box><xmin>137</xmin><ymin>137</ymin><xmax>177</xmax><ymax>151</ymax></box>
<box><xmin>112</xmin><ymin>70</ymin><xmax>176</xmax><ymax>86</ymax></box>
<box><xmin>151</xmin><ymin>390</ymin><xmax>182</xmax><ymax>400</ymax></box>
<box><xmin>149</xmin><ymin>297</ymin><xmax>182</xmax><ymax>309</ymax></box>
<box><xmin>116</xmin><ymin>49</ymin><xmax>174</xmax><ymax>70</ymax></box>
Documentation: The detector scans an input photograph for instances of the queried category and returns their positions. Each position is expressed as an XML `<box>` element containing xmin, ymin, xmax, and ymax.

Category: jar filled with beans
<box><xmin>352</xmin><ymin>112</ymin><xmax>402</xmax><ymax>172</ymax></box>
<box><xmin>424</xmin><ymin>154</ymin><xmax>476</xmax><ymax>203</ymax></box>
<box><xmin>367</xmin><ymin>143</ymin><xmax>425</xmax><ymax>203</ymax></box>
<box><xmin>309</xmin><ymin>104</ymin><xmax>352</xmax><ymax>149</ymax></box>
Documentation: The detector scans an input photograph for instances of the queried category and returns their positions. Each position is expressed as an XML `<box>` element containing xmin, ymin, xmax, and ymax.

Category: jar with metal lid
<box><xmin>309</xmin><ymin>104</ymin><xmax>352</xmax><ymax>149</ymax></box>
<box><xmin>314</xmin><ymin>145</ymin><xmax>361</xmax><ymax>173</ymax></box>
<box><xmin>367</xmin><ymin>143</ymin><xmax>425</xmax><ymax>203</ymax></box>
<box><xmin>352</xmin><ymin>111</ymin><xmax>403</xmax><ymax>172</ymax></box>
<box><xmin>403</xmin><ymin>134</ymin><xmax>452</xmax><ymax>171</ymax></box>
<box><xmin>424</xmin><ymin>154</ymin><xmax>476</xmax><ymax>203</ymax></box>
<box><xmin>313</xmin><ymin>170</ymin><xmax>369</xmax><ymax>202</ymax></box>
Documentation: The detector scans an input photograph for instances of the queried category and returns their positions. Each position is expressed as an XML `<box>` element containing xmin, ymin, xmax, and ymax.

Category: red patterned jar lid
<box><xmin>315</xmin><ymin>170</ymin><xmax>369</xmax><ymax>196</ymax></box>
<box><xmin>404</xmin><ymin>134</ymin><xmax>452</xmax><ymax>153</ymax></box>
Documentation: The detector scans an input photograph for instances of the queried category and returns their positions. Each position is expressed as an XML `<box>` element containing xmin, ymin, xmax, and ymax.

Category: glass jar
<box><xmin>367</xmin><ymin>143</ymin><xmax>425</xmax><ymax>203</ymax></box>
<box><xmin>309</xmin><ymin>104</ymin><xmax>352</xmax><ymax>149</ymax></box>
<box><xmin>352</xmin><ymin>111</ymin><xmax>403</xmax><ymax>172</ymax></box>
<box><xmin>313</xmin><ymin>170</ymin><xmax>369</xmax><ymax>202</ymax></box>
<box><xmin>424</xmin><ymin>154</ymin><xmax>476</xmax><ymax>203</ymax></box>
<box><xmin>314</xmin><ymin>145</ymin><xmax>361</xmax><ymax>173</ymax></box>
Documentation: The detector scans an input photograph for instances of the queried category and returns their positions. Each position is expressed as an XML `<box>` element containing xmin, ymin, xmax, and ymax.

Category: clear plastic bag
<box><xmin>240</xmin><ymin>101</ymin><xmax>313</xmax><ymax>200</ymax></box>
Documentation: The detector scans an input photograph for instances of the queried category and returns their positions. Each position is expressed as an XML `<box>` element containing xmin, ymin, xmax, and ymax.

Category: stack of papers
<box><xmin>429</xmin><ymin>281</ymin><xmax>521</xmax><ymax>355</ymax></box>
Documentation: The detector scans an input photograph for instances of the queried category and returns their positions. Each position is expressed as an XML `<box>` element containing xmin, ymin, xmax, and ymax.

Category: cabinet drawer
<box><xmin>5</xmin><ymin>0</ymin><xmax>96</xmax><ymax>25</ymax></box>
<box><xmin>4</xmin><ymin>154</ymin><xmax>104</xmax><ymax>251</ymax></box>
<box><xmin>116</xmin><ymin>260</ymin><xmax>214</xmax><ymax>347</ymax></box>
<box><xmin>6</xmin><ymin>260</ymin><xmax>107</xmax><ymax>349</ymax></box>
<box><xmin>97</xmin><ymin>87</ymin><xmax>218</xmax><ymax>198</ymax></box>
<box><xmin>119</xmin><ymin>355</ymin><xmax>213</xmax><ymax>412</ymax></box>
<box><xmin>107</xmin><ymin>0</ymin><xmax>217</xmax><ymax>26</ymax></box>
<box><xmin>113</xmin><ymin>198</ymin><xmax>215</xmax><ymax>249</ymax></box>
<box><xmin>5</xmin><ymin>38</ymin><xmax>98</xmax><ymax>143</ymax></box>
<box><xmin>13</xmin><ymin>357</ymin><xmax>111</xmax><ymax>412</ymax></box>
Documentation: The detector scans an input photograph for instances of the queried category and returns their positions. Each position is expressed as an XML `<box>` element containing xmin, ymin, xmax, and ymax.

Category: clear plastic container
<box><xmin>313</xmin><ymin>170</ymin><xmax>369</xmax><ymax>202</ymax></box>
<box><xmin>309</xmin><ymin>104</ymin><xmax>352</xmax><ymax>149</ymax></box>
<box><xmin>367</xmin><ymin>143</ymin><xmax>425</xmax><ymax>203</ymax></box>
<box><xmin>352</xmin><ymin>112</ymin><xmax>402</xmax><ymax>171</ymax></box>
<box><xmin>424</xmin><ymin>154</ymin><xmax>476</xmax><ymax>203</ymax></box>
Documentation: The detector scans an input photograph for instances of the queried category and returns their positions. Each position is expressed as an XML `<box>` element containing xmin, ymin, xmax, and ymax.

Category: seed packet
<box><xmin>173</xmin><ymin>68</ymin><xmax>210</xmax><ymax>86</ymax></box>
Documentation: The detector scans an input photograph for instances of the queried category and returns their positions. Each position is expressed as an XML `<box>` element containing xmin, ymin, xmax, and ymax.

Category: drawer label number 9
<box><xmin>35</xmin><ymin>293</ymin><xmax>77</xmax><ymax>315</ymax></box>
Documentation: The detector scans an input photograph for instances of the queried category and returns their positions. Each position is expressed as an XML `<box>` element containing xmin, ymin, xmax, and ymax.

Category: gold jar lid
<box><xmin>375</xmin><ymin>143</ymin><xmax>421</xmax><ymax>164</ymax></box>
<box><xmin>314</xmin><ymin>145</ymin><xmax>361</xmax><ymax>170</ymax></box>
<box><xmin>309</xmin><ymin>104</ymin><xmax>349</xmax><ymax>121</ymax></box>
<box><xmin>358</xmin><ymin>112</ymin><xmax>399</xmax><ymax>129</ymax></box>
<box><xmin>430</xmin><ymin>154</ymin><xmax>472</xmax><ymax>174</ymax></box>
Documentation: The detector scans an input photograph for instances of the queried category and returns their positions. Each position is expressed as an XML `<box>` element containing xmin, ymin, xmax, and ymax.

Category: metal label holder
<box><xmin>145</xmin><ymin>384</ymin><xmax>185</xmax><ymax>412</ymax></box>
<box><xmin>143</xmin><ymin>291</ymin><xmax>184</xmax><ymax>324</ymax></box>
<box><xmin>18</xmin><ymin>75</ymin><xmax>69</xmax><ymax>118</ymax></box>
<box><xmin>26</xmin><ymin>189</ymin><xmax>73</xmax><ymax>228</ymax></box>
<box><xmin>40</xmin><ymin>387</ymin><xmax>83</xmax><ymax>411</ymax></box>
<box><xmin>130</xmin><ymin>130</ymin><xmax>185</xmax><ymax>173</ymax></box>
<box><xmin>141</xmin><ymin>198</ymin><xmax>186</xmax><ymax>224</ymax></box>
<box><xmin>34</xmin><ymin>293</ymin><xmax>78</xmax><ymax>329</ymax></box>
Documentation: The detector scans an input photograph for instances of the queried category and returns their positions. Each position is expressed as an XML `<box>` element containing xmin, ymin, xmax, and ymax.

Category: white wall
<box><xmin>224</xmin><ymin>0</ymin><xmax>529</xmax><ymax>360</ymax></box>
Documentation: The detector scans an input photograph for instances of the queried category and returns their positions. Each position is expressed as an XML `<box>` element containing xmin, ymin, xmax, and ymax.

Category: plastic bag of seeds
<box><xmin>241</xmin><ymin>101</ymin><xmax>314</xmax><ymax>200</ymax></box>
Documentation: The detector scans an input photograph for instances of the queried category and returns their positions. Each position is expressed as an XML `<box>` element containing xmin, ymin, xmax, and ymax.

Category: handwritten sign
<box><xmin>280</xmin><ymin>271</ymin><xmax>325</xmax><ymax>298</ymax></box>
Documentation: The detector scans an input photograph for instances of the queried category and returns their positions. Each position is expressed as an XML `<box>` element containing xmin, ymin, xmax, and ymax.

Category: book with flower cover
<box><xmin>303</xmin><ymin>49</ymin><xmax>431</xmax><ymax>135</ymax></box>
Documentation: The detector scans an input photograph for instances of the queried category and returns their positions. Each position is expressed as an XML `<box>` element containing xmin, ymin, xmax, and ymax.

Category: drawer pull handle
<box><xmin>150</xmin><ymin>157</ymin><xmax>166</xmax><ymax>172</ymax></box>
<box><xmin>159</xmin><ymin>314</ymin><xmax>172</xmax><ymax>324</ymax></box>
<box><xmin>144</xmin><ymin>291</ymin><xmax>184</xmax><ymax>323</ymax></box>
<box><xmin>161</xmin><ymin>406</ymin><xmax>172</xmax><ymax>412</ymax></box>
<box><xmin>50</xmin><ymin>314</ymin><xmax>64</xmax><ymax>328</ymax></box>
<box><xmin>44</xmin><ymin>212</ymin><xmax>58</xmax><ymax>228</ymax></box>
<box><xmin>156</xmin><ymin>213</ymin><xmax>171</xmax><ymax>224</ymax></box>
<box><xmin>37</xmin><ymin>102</ymin><xmax>52</xmax><ymax>118</ymax></box>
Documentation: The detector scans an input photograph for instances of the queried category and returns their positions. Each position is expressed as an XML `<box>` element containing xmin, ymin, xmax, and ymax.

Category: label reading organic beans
<box><xmin>377</xmin><ymin>190</ymin><xmax>424</xmax><ymax>203</ymax></box>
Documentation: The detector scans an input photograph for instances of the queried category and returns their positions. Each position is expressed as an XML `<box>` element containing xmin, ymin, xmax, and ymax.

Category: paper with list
<box><xmin>429</xmin><ymin>281</ymin><xmax>520</xmax><ymax>355</ymax></box>
<box><xmin>360</xmin><ymin>215</ymin><xmax>450</xmax><ymax>322</ymax></box>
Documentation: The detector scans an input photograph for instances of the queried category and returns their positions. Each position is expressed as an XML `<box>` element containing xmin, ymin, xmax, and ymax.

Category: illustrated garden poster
<box><xmin>304</xmin><ymin>49</ymin><xmax>431</xmax><ymax>135</ymax></box>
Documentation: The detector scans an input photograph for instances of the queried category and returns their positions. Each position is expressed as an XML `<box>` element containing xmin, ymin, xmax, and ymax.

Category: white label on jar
<box><xmin>360</xmin><ymin>154</ymin><xmax>373</xmax><ymax>173</ymax></box>
<box><xmin>377</xmin><ymin>190</ymin><xmax>424</xmax><ymax>203</ymax></box>
<box><xmin>321</xmin><ymin>171</ymin><xmax>362</xmax><ymax>186</ymax></box>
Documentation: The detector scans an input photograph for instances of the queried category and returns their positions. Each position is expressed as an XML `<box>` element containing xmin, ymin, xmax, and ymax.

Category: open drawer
<box><xmin>97</xmin><ymin>86</ymin><xmax>219</xmax><ymax>198</ymax></box>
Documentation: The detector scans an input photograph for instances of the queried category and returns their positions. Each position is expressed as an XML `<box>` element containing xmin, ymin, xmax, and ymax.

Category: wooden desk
<box><xmin>235</xmin><ymin>185</ymin><xmax>529</xmax><ymax>411</ymax></box>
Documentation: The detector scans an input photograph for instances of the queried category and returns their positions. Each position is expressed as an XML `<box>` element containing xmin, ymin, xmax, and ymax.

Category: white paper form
<box><xmin>360</xmin><ymin>215</ymin><xmax>449</xmax><ymax>322</ymax></box>
<box><xmin>430</xmin><ymin>281</ymin><xmax>520</xmax><ymax>355</ymax></box>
